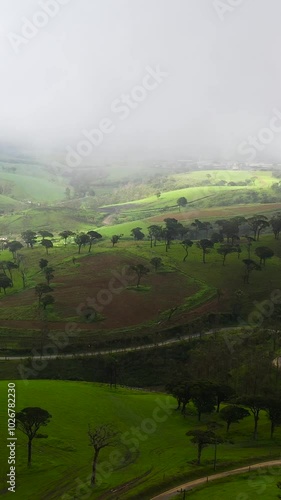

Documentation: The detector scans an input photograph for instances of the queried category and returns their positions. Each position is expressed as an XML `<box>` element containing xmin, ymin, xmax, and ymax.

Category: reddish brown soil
<box><xmin>148</xmin><ymin>203</ymin><xmax>281</xmax><ymax>223</ymax></box>
<box><xmin>0</xmin><ymin>253</ymin><xmax>198</xmax><ymax>331</ymax></box>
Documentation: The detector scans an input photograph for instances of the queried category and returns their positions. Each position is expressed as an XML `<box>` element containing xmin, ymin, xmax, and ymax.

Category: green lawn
<box><xmin>0</xmin><ymin>381</ymin><xmax>281</xmax><ymax>499</ymax></box>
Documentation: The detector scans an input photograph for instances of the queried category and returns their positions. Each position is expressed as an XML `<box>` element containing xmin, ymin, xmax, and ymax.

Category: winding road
<box><xmin>150</xmin><ymin>460</ymin><xmax>281</xmax><ymax>499</ymax></box>
<box><xmin>0</xmin><ymin>326</ymin><xmax>252</xmax><ymax>361</ymax></box>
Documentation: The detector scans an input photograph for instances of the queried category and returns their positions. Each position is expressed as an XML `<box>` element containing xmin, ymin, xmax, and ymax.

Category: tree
<box><xmin>44</xmin><ymin>266</ymin><xmax>54</xmax><ymax>285</ymax></box>
<box><xmin>190</xmin><ymin>381</ymin><xmax>217</xmax><ymax>421</ymax></box>
<box><xmin>7</xmin><ymin>241</ymin><xmax>23</xmax><ymax>259</ymax></box>
<box><xmin>197</xmin><ymin>239</ymin><xmax>214</xmax><ymax>264</ymax></box>
<box><xmin>166</xmin><ymin>381</ymin><xmax>191</xmax><ymax>414</ymax></box>
<box><xmin>21</xmin><ymin>230</ymin><xmax>37</xmax><ymax>248</ymax></box>
<box><xmin>181</xmin><ymin>239</ymin><xmax>193</xmax><ymax>262</ymax></box>
<box><xmin>237</xmin><ymin>395</ymin><xmax>267</xmax><ymax>439</ymax></box>
<box><xmin>186</xmin><ymin>429</ymin><xmax>221</xmax><ymax>465</ymax></box>
<box><xmin>247</xmin><ymin>215</ymin><xmax>269</xmax><ymax>241</ymax></box>
<box><xmin>35</xmin><ymin>283</ymin><xmax>53</xmax><ymax>307</ymax></box>
<box><xmin>242</xmin><ymin>259</ymin><xmax>261</xmax><ymax>284</ymax></box>
<box><xmin>41</xmin><ymin>239</ymin><xmax>53</xmax><ymax>255</ymax></box>
<box><xmin>263</xmin><ymin>397</ymin><xmax>281</xmax><ymax>438</ymax></box>
<box><xmin>217</xmin><ymin>244</ymin><xmax>236</xmax><ymax>266</ymax></box>
<box><xmin>150</xmin><ymin>257</ymin><xmax>163</xmax><ymax>272</ymax></box>
<box><xmin>220</xmin><ymin>405</ymin><xmax>250</xmax><ymax>433</ymax></box>
<box><xmin>243</xmin><ymin>235</ymin><xmax>256</xmax><ymax>258</ymax></box>
<box><xmin>177</xmin><ymin>196</ymin><xmax>188</xmax><ymax>211</ymax></box>
<box><xmin>39</xmin><ymin>259</ymin><xmax>48</xmax><ymax>271</ymax></box>
<box><xmin>111</xmin><ymin>235</ymin><xmax>122</xmax><ymax>247</ymax></box>
<box><xmin>88</xmin><ymin>424</ymin><xmax>119</xmax><ymax>485</ymax></box>
<box><xmin>75</xmin><ymin>233</ymin><xmax>90</xmax><ymax>254</ymax></box>
<box><xmin>206</xmin><ymin>421</ymin><xmax>224</xmax><ymax>471</ymax></box>
<box><xmin>216</xmin><ymin>219</ymin><xmax>240</xmax><ymax>243</ymax></box>
<box><xmin>87</xmin><ymin>231</ymin><xmax>102</xmax><ymax>252</ymax></box>
<box><xmin>277</xmin><ymin>480</ymin><xmax>281</xmax><ymax>498</ymax></box>
<box><xmin>210</xmin><ymin>232</ymin><xmax>224</xmax><ymax>244</ymax></box>
<box><xmin>17</xmin><ymin>254</ymin><xmax>28</xmax><ymax>289</ymax></box>
<box><xmin>131</xmin><ymin>227</ymin><xmax>145</xmax><ymax>241</ymax></box>
<box><xmin>0</xmin><ymin>274</ymin><xmax>12</xmax><ymax>294</ymax></box>
<box><xmin>5</xmin><ymin>261</ymin><xmax>18</xmax><ymax>284</ymax></box>
<box><xmin>41</xmin><ymin>294</ymin><xmax>55</xmax><ymax>310</ymax></box>
<box><xmin>255</xmin><ymin>246</ymin><xmax>274</xmax><ymax>266</ymax></box>
<box><xmin>270</xmin><ymin>215</ymin><xmax>281</xmax><ymax>240</ymax></box>
<box><xmin>38</xmin><ymin>230</ymin><xmax>53</xmax><ymax>240</ymax></box>
<box><xmin>161</xmin><ymin>228</ymin><xmax>173</xmax><ymax>252</ymax></box>
<box><xmin>147</xmin><ymin>225</ymin><xmax>162</xmax><ymax>248</ymax></box>
<box><xmin>164</xmin><ymin>218</ymin><xmax>185</xmax><ymax>239</ymax></box>
<box><xmin>15</xmin><ymin>407</ymin><xmax>52</xmax><ymax>466</ymax></box>
<box><xmin>129</xmin><ymin>264</ymin><xmax>150</xmax><ymax>287</ymax></box>
<box><xmin>213</xmin><ymin>384</ymin><xmax>236</xmax><ymax>413</ymax></box>
<box><xmin>59</xmin><ymin>230</ymin><xmax>75</xmax><ymax>246</ymax></box>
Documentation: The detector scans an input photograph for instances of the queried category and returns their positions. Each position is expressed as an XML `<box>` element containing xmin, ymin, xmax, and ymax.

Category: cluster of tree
<box><xmin>166</xmin><ymin>324</ymin><xmax>281</xmax><ymax>466</ymax></box>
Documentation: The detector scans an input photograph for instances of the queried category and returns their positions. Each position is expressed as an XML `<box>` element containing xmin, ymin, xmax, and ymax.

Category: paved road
<box><xmin>150</xmin><ymin>460</ymin><xmax>281</xmax><ymax>499</ymax></box>
<box><xmin>0</xmin><ymin>326</ymin><xmax>251</xmax><ymax>361</ymax></box>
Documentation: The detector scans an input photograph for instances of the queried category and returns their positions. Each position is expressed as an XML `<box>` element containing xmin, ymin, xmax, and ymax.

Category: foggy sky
<box><xmin>1</xmin><ymin>0</ymin><xmax>281</xmax><ymax>162</ymax></box>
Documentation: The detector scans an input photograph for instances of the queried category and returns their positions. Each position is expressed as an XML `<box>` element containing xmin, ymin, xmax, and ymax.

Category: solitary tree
<box><xmin>181</xmin><ymin>239</ymin><xmax>193</xmax><ymax>262</ymax></box>
<box><xmin>217</xmin><ymin>244</ymin><xmax>236</xmax><ymax>266</ymax></box>
<box><xmin>88</xmin><ymin>424</ymin><xmax>119</xmax><ymax>485</ymax></box>
<box><xmin>237</xmin><ymin>395</ymin><xmax>266</xmax><ymax>440</ymax></box>
<box><xmin>39</xmin><ymin>259</ymin><xmax>48</xmax><ymax>271</ymax></box>
<box><xmin>87</xmin><ymin>230</ymin><xmax>102</xmax><ymax>252</ymax></box>
<box><xmin>242</xmin><ymin>259</ymin><xmax>261</xmax><ymax>284</ymax></box>
<box><xmin>111</xmin><ymin>235</ymin><xmax>122</xmax><ymax>247</ymax></box>
<box><xmin>129</xmin><ymin>264</ymin><xmax>150</xmax><ymax>287</ymax></box>
<box><xmin>255</xmin><ymin>246</ymin><xmax>274</xmax><ymax>266</ymax></box>
<box><xmin>186</xmin><ymin>429</ymin><xmax>221</xmax><ymax>465</ymax></box>
<box><xmin>59</xmin><ymin>230</ymin><xmax>75</xmax><ymax>246</ymax></box>
<box><xmin>41</xmin><ymin>239</ymin><xmax>53</xmax><ymax>255</ymax></box>
<box><xmin>177</xmin><ymin>196</ymin><xmax>188</xmax><ymax>211</ymax></box>
<box><xmin>38</xmin><ymin>230</ymin><xmax>54</xmax><ymax>240</ymax></box>
<box><xmin>131</xmin><ymin>227</ymin><xmax>145</xmax><ymax>241</ymax></box>
<box><xmin>220</xmin><ymin>405</ymin><xmax>250</xmax><ymax>433</ymax></box>
<box><xmin>0</xmin><ymin>274</ymin><xmax>12</xmax><ymax>294</ymax></box>
<box><xmin>75</xmin><ymin>233</ymin><xmax>90</xmax><ymax>254</ymax></box>
<box><xmin>35</xmin><ymin>283</ymin><xmax>53</xmax><ymax>307</ymax></box>
<box><xmin>7</xmin><ymin>241</ymin><xmax>23</xmax><ymax>259</ymax></box>
<box><xmin>41</xmin><ymin>294</ymin><xmax>55</xmax><ymax>311</ymax></box>
<box><xmin>44</xmin><ymin>266</ymin><xmax>54</xmax><ymax>285</ymax></box>
<box><xmin>150</xmin><ymin>257</ymin><xmax>163</xmax><ymax>272</ymax></box>
<box><xmin>15</xmin><ymin>407</ymin><xmax>52</xmax><ymax>466</ymax></box>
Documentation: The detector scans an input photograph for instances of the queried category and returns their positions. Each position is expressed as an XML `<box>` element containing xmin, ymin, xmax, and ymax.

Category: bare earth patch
<box><xmin>0</xmin><ymin>253</ymin><xmax>198</xmax><ymax>331</ymax></box>
<box><xmin>148</xmin><ymin>202</ymin><xmax>281</xmax><ymax>223</ymax></box>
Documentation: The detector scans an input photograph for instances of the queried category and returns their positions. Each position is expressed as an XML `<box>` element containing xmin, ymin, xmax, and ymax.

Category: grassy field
<box><xmin>176</xmin><ymin>468</ymin><xmax>281</xmax><ymax>499</ymax></box>
<box><xmin>0</xmin><ymin>226</ymin><xmax>280</xmax><ymax>355</ymax></box>
<box><xmin>1</xmin><ymin>381</ymin><xmax>281</xmax><ymax>499</ymax></box>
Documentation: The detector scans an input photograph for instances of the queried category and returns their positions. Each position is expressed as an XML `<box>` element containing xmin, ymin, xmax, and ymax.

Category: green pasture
<box><xmin>0</xmin><ymin>381</ymin><xmax>281</xmax><ymax>499</ymax></box>
<box><xmin>182</xmin><ymin>468</ymin><xmax>281</xmax><ymax>499</ymax></box>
